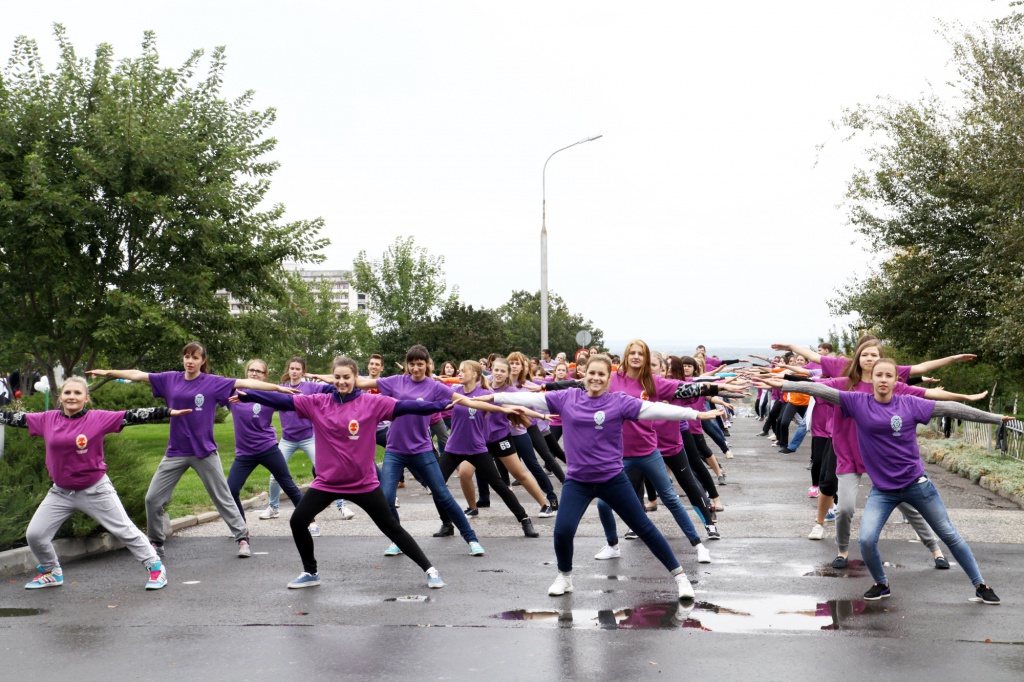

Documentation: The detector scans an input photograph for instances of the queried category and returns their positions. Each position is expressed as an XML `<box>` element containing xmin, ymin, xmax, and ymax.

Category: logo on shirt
<box><xmin>348</xmin><ymin>419</ymin><xmax>360</xmax><ymax>440</ymax></box>
<box><xmin>640</xmin><ymin>391</ymin><xmax>649</xmax><ymax>401</ymax></box>
<box><xmin>468</xmin><ymin>408</ymin><xmax>477</xmax><ymax>419</ymax></box>
<box><xmin>75</xmin><ymin>434</ymin><xmax>88</xmax><ymax>452</ymax></box>
<box><xmin>891</xmin><ymin>415</ymin><xmax>903</xmax><ymax>437</ymax></box>
<box><xmin>194</xmin><ymin>394</ymin><xmax>205</xmax><ymax>411</ymax></box>
<box><xmin>252</xmin><ymin>404</ymin><xmax>261</xmax><ymax>417</ymax></box>
<box><xmin>594</xmin><ymin>410</ymin><xmax>606</xmax><ymax>430</ymax></box>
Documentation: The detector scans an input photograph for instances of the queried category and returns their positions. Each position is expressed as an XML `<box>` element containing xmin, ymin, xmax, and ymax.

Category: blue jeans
<box><xmin>597</xmin><ymin>450</ymin><xmax>701</xmax><ymax>545</ymax></box>
<box><xmin>556</xmin><ymin>473</ymin><xmax>680</xmax><ymax>574</ymax></box>
<box><xmin>788</xmin><ymin>413</ymin><xmax>807</xmax><ymax>451</ymax></box>
<box><xmin>269</xmin><ymin>437</ymin><xmax>316</xmax><ymax>509</ymax></box>
<box><xmin>703</xmin><ymin>415</ymin><xmax>729</xmax><ymax>454</ymax></box>
<box><xmin>860</xmin><ymin>478</ymin><xmax>984</xmax><ymax>586</ymax></box>
<box><xmin>380</xmin><ymin>450</ymin><xmax>478</xmax><ymax>544</ymax></box>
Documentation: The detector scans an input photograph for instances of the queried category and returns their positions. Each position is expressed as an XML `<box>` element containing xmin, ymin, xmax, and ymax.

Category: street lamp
<box><xmin>541</xmin><ymin>134</ymin><xmax>602</xmax><ymax>356</ymax></box>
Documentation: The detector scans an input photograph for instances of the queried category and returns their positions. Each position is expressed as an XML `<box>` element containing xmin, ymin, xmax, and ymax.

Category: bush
<box><xmin>88</xmin><ymin>381</ymin><xmax>166</xmax><ymax>412</ymax></box>
<box><xmin>0</xmin><ymin>428</ymin><xmax>152</xmax><ymax>552</ymax></box>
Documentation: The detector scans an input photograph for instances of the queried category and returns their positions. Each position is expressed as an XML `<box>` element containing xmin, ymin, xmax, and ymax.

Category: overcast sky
<box><xmin>4</xmin><ymin>1</ymin><xmax>1012</xmax><ymax>350</ymax></box>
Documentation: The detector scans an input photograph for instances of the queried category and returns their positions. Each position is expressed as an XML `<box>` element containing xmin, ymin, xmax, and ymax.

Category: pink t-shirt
<box><xmin>819</xmin><ymin>355</ymin><xmax>911</xmax><ymax>383</ymax></box>
<box><xmin>822</xmin><ymin>377</ymin><xmax>926</xmax><ymax>474</ymax></box>
<box><xmin>26</xmin><ymin>409</ymin><xmax>126</xmax><ymax>490</ymax></box>
<box><xmin>293</xmin><ymin>392</ymin><xmax>396</xmax><ymax>495</ymax></box>
<box><xmin>609</xmin><ymin>373</ymin><xmax>685</xmax><ymax>457</ymax></box>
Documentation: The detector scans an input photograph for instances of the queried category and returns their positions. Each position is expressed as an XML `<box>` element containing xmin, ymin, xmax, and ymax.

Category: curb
<box><xmin>920</xmin><ymin>441</ymin><xmax>1024</xmax><ymax>509</ymax></box>
<box><xmin>0</xmin><ymin>491</ymin><xmax>271</xmax><ymax>580</ymax></box>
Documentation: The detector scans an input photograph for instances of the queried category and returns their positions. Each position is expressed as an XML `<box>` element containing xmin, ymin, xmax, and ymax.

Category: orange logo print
<box><xmin>640</xmin><ymin>391</ymin><xmax>649</xmax><ymax>401</ymax></box>
<box><xmin>348</xmin><ymin>420</ymin><xmax>360</xmax><ymax>436</ymax></box>
<box><xmin>76</xmin><ymin>434</ymin><xmax>88</xmax><ymax>450</ymax></box>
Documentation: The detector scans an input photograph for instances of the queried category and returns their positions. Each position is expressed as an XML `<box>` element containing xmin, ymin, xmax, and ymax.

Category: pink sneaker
<box><xmin>808</xmin><ymin>486</ymin><xmax>820</xmax><ymax>498</ymax></box>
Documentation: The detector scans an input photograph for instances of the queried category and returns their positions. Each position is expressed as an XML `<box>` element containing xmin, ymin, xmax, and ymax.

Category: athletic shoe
<box><xmin>522</xmin><ymin>518</ymin><xmax>540</xmax><ymax>538</ymax></box>
<box><xmin>145</xmin><ymin>560</ymin><xmax>167</xmax><ymax>590</ymax></box>
<box><xmin>672</xmin><ymin>602</ymin><xmax>694</xmax><ymax>626</ymax></box>
<box><xmin>426</xmin><ymin>568</ymin><xmax>445</xmax><ymax>589</ymax></box>
<box><xmin>511</xmin><ymin>480</ymin><xmax>521</xmax><ymax>486</ymax></box>
<box><xmin>338</xmin><ymin>504</ymin><xmax>355</xmax><ymax>521</ymax></box>
<box><xmin>433</xmin><ymin>523</ymin><xmax>455</xmax><ymax>538</ymax></box>
<box><xmin>831</xmin><ymin>555</ymin><xmax>849</xmax><ymax>569</ymax></box>
<box><xmin>548</xmin><ymin>572</ymin><xmax>573</xmax><ymax>596</ymax></box>
<box><xmin>971</xmin><ymin>584</ymin><xmax>1000</xmax><ymax>605</ymax></box>
<box><xmin>934</xmin><ymin>556</ymin><xmax>951</xmax><ymax>569</ymax></box>
<box><xmin>258</xmin><ymin>506</ymin><xmax>280</xmax><ymax>520</ymax></box>
<box><xmin>756</xmin><ymin>432</ymin><xmax>769</xmax><ymax>437</ymax></box>
<box><xmin>308</xmin><ymin>523</ymin><xmax>321</xmax><ymax>538</ymax></box>
<box><xmin>644</xmin><ymin>502</ymin><xmax>658</xmax><ymax>512</ymax></box>
<box><xmin>705</xmin><ymin>524</ymin><xmax>721</xmax><ymax>540</ymax></box>
<box><xmin>548</xmin><ymin>498</ymin><xmax>559</xmax><ymax>511</ymax></box>
<box><xmin>237</xmin><ymin>540</ymin><xmax>252</xmax><ymax>558</ymax></box>
<box><xmin>718</xmin><ymin>474</ymin><xmax>727</xmax><ymax>486</ymax></box>
<box><xmin>468</xmin><ymin>541</ymin><xmax>486</xmax><ymax>556</ymax></box>
<box><xmin>384</xmin><ymin>543</ymin><xmax>403</xmax><ymax>556</ymax></box>
<box><xmin>594</xmin><ymin>544</ymin><xmax>621</xmax><ymax>560</ymax></box>
<box><xmin>394</xmin><ymin>498</ymin><xmax>401</xmax><ymax>508</ymax></box>
<box><xmin>151</xmin><ymin>541</ymin><xmax>165</xmax><ymax>558</ymax></box>
<box><xmin>864</xmin><ymin>582</ymin><xmax>890</xmax><ymax>600</ymax></box>
<box><xmin>808</xmin><ymin>524</ymin><xmax>825</xmax><ymax>541</ymax></box>
<box><xmin>538</xmin><ymin>505</ymin><xmax>555</xmax><ymax>518</ymax></box>
<box><xmin>25</xmin><ymin>567</ymin><xmax>63</xmax><ymax>589</ymax></box>
<box><xmin>675</xmin><ymin>572</ymin><xmax>695</xmax><ymax>600</ymax></box>
<box><xmin>624</xmin><ymin>530</ymin><xmax>639</xmax><ymax>540</ymax></box>
<box><xmin>825</xmin><ymin>506</ymin><xmax>837</xmax><ymax>521</ymax></box>
<box><xmin>778</xmin><ymin>448</ymin><xmax>795</xmax><ymax>454</ymax></box>
<box><xmin>696</xmin><ymin>545</ymin><xmax>711</xmax><ymax>564</ymax></box>
<box><xmin>725</xmin><ymin>450</ymin><xmax>734</xmax><ymax>459</ymax></box>
<box><xmin>475</xmin><ymin>500</ymin><xmax>490</xmax><ymax>508</ymax></box>
<box><xmin>288</xmin><ymin>572</ymin><xmax>321</xmax><ymax>589</ymax></box>
<box><xmin>808</xmin><ymin>486</ymin><xmax>820</xmax><ymax>498</ymax></box>
<box><xmin>463</xmin><ymin>507</ymin><xmax>479</xmax><ymax>517</ymax></box>
<box><xmin>714</xmin><ymin>502</ymin><xmax>725</xmax><ymax>512</ymax></box>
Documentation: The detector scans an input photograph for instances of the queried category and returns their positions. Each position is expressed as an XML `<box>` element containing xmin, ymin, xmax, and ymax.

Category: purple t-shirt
<box><xmin>293</xmin><ymin>392</ymin><xmax>395</xmax><ymax>495</ymax></box>
<box><xmin>376</xmin><ymin>375</ymin><xmax>454</xmax><ymax>454</ymax></box>
<box><xmin>278</xmin><ymin>381</ymin><xmax>322</xmax><ymax>442</ymax></box>
<box><xmin>823</xmin><ymin>377</ymin><xmax>926</xmax><ymax>474</ymax></box>
<box><xmin>489</xmin><ymin>384</ymin><xmax>525</xmax><ymax>438</ymax></box>
<box><xmin>444</xmin><ymin>385</ymin><xmax>492</xmax><ymax>455</ymax></box>
<box><xmin>229</xmin><ymin>399</ymin><xmax>279</xmax><ymax>457</ymax></box>
<box><xmin>838</xmin><ymin>392</ymin><xmax>935</xmax><ymax>490</ymax></box>
<box><xmin>609</xmin><ymin>373</ymin><xmax>684</xmax><ymax>457</ymax></box>
<box><xmin>150</xmin><ymin>372</ymin><xmax>236</xmax><ymax>458</ymax></box>
<box><xmin>26</xmin><ymin>409</ymin><xmax>125</xmax><ymax>490</ymax></box>
<box><xmin>543</xmin><ymin>389</ymin><xmax>643</xmax><ymax>483</ymax></box>
<box><xmin>820</xmin><ymin>355</ymin><xmax>911</xmax><ymax>383</ymax></box>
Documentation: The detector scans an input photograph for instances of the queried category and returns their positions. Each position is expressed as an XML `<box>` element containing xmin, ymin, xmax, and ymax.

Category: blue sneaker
<box><xmin>825</xmin><ymin>506</ymin><xmax>837</xmax><ymax>522</ymax></box>
<box><xmin>25</xmin><ymin>566</ymin><xmax>63</xmax><ymax>589</ymax></box>
<box><xmin>426</xmin><ymin>568</ymin><xmax>445</xmax><ymax>589</ymax></box>
<box><xmin>145</xmin><ymin>560</ymin><xmax>167</xmax><ymax>590</ymax></box>
<box><xmin>384</xmin><ymin>543</ymin><xmax>403</xmax><ymax>556</ymax></box>
<box><xmin>468</xmin><ymin>541</ymin><xmax>485</xmax><ymax>556</ymax></box>
<box><xmin>288</xmin><ymin>572</ymin><xmax>321</xmax><ymax>589</ymax></box>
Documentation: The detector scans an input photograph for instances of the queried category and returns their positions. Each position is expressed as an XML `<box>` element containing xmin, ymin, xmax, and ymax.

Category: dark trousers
<box><xmin>227</xmin><ymin>445</ymin><xmax>303</xmax><ymax>521</ymax></box>
<box><xmin>435</xmin><ymin>451</ymin><xmax>527</xmax><ymax>523</ymax></box>
<box><xmin>683</xmin><ymin>431</ymin><xmax>718</xmax><ymax>499</ymax></box>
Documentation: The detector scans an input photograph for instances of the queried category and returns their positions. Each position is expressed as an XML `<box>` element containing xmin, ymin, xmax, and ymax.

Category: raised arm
<box><xmin>909</xmin><ymin>354</ymin><xmax>977</xmax><ymax>376</ymax></box>
<box><xmin>87</xmin><ymin>369</ymin><xmax>151</xmax><ymax>383</ymax></box>
<box><xmin>770</xmin><ymin>343</ymin><xmax>822</xmax><ymax>364</ymax></box>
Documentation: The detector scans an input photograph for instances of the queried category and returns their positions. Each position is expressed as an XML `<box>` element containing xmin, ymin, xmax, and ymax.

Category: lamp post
<box><xmin>541</xmin><ymin>134</ymin><xmax>602</xmax><ymax>356</ymax></box>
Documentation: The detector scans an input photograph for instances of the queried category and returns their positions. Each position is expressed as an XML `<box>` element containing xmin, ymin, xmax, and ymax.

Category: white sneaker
<box><xmin>808</xmin><ymin>523</ymin><xmax>825</xmax><ymax>540</ymax></box>
<box><xmin>308</xmin><ymin>523</ymin><xmax>321</xmax><ymax>537</ymax></box>
<box><xmin>725</xmin><ymin>451</ymin><xmax>734</xmax><ymax>459</ymax></box>
<box><xmin>237</xmin><ymin>540</ymin><xmax>252</xmax><ymax>558</ymax></box>
<box><xmin>548</xmin><ymin>572</ymin><xmax>573</xmax><ymax>596</ymax></box>
<box><xmin>696</xmin><ymin>544</ymin><xmax>711</xmax><ymax>564</ymax></box>
<box><xmin>594</xmin><ymin>544</ymin><xmax>621</xmax><ymax>560</ymax></box>
<box><xmin>338</xmin><ymin>504</ymin><xmax>355</xmax><ymax>521</ymax></box>
<box><xmin>675</xmin><ymin>572</ymin><xmax>695</xmax><ymax>600</ymax></box>
<box><xmin>258</xmin><ymin>507</ymin><xmax>280</xmax><ymax>520</ymax></box>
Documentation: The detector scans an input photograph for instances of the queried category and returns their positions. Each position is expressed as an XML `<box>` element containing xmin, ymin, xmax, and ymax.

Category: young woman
<box><xmin>479</xmin><ymin>355</ymin><xmax>722</xmax><ymax>600</ymax></box>
<box><xmin>542</xmin><ymin>361</ymin><xmax>570</xmax><ymax>463</ymax></box>
<box><xmin>226</xmin><ymin>359</ymin><xmax>310</xmax><ymax>531</ymax></box>
<box><xmin>439</xmin><ymin>360</ymin><xmax>459</xmax><ymax>430</ymax></box>
<box><xmin>508</xmin><ymin>351</ymin><xmax>564</xmax><ymax>495</ymax></box>
<box><xmin>236</xmin><ymin>357</ymin><xmax>454</xmax><ymax>590</ymax></box>
<box><xmin>760</xmin><ymin>361</ymin><xmax>1004</xmax><ymax>605</ymax></box>
<box><xmin>88</xmin><ymin>342</ymin><xmax>297</xmax><ymax>558</ymax></box>
<box><xmin>354</xmin><ymin>344</ymin><xmax>485</xmax><ymax>556</ymax></box>
<box><xmin>431</xmin><ymin>360</ymin><xmax>546</xmax><ymax>538</ymax></box>
<box><xmin>3</xmin><ymin>377</ymin><xmax>190</xmax><ymax>591</ymax></box>
<box><xmin>676</xmin><ymin>356</ymin><xmax>727</xmax><ymax>512</ymax></box>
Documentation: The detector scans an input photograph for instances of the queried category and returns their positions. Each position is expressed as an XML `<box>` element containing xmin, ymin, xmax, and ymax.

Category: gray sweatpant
<box><xmin>836</xmin><ymin>472</ymin><xmax>939</xmax><ymax>553</ymax></box>
<box><xmin>27</xmin><ymin>475</ymin><xmax>158</xmax><ymax>572</ymax></box>
<box><xmin>146</xmin><ymin>453</ymin><xmax>248</xmax><ymax>544</ymax></box>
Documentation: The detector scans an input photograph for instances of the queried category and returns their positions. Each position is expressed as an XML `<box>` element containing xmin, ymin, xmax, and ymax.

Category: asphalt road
<box><xmin>3</xmin><ymin>417</ymin><xmax>1022</xmax><ymax>681</ymax></box>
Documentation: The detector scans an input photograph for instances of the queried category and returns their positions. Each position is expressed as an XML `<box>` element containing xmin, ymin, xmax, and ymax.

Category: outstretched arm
<box><xmin>770</xmin><ymin>343</ymin><xmax>822</xmax><ymax>364</ymax></box>
<box><xmin>931</xmin><ymin>401</ymin><xmax>1011</xmax><ymax>424</ymax></box>
<box><xmin>921</xmin><ymin>388</ymin><xmax>988</xmax><ymax>402</ymax></box>
<box><xmin>87</xmin><ymin>369</ymin><xmax>151</xmax><ymax>383</ymax></box>
<box><xmin>767</xmin><ymin>379</ymin><xmax>843</xmax><ymax>406</ymax></box>
<box><xmin>235</xmin><ymin>378</ymin><xmax>299</xmax><ymax>393</ymax></box>
<box><xmin>0</xmin><ymin>411</ymin><xmax>28</xmax><ymax>428</ymax></box>
<box><xmin>121</xmin><ymin>407</ymin><xmax>191</xmax><ymax>427</ymax></box>
<box><xmin>637</xmin><ymin>403</ymin><xmax>723</xmax><ymax>422</ymax></box>
<box><xmin>237</xmin><ymin>390</ymin><xmax>297</xmax><ymax>411</ymax></box>
<box><xmin>909</xmin><ymin>354</ymin><xmax>977</xmax><ymax>376</ymax></box>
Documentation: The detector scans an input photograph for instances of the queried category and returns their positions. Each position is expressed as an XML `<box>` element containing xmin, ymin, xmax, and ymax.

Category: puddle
<box><xmin>592</xmin><ymin>574</ymin><xmax>695</xmax><ymax>585</ymax></box>
<box><xmin>477</xmin><ymin>569</ymin><xmax>507</xmax><ymax>573</ymax></box>
<box><xmin>0</xmin><ymin>608</ymin><xmax>43</xmax><ymax>617</ymax></box>
<box><xmin>802</xmin><ymin>560</ymin><xmax>870</xmax><ymax>578</ymax></box>
<box><xmin>242</xmin><ymin>623</ymin><xmax>313</xmax><ymax>627</ymax></box>
<box><xmin>495</xmin><ymin>596</ymin><xmax>886</xmax><ymax>632</ymax></box>
<box><xmin>384</xmin><ymin>595</ymin><xmax>430</xmax><ymax>603</ymax></box>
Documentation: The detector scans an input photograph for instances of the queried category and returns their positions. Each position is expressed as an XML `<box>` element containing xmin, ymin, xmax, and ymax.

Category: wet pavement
<box><xmin>3</xmin><ymin>417</ymin><xmax>1023</xmax><ymax>680</ymax></box>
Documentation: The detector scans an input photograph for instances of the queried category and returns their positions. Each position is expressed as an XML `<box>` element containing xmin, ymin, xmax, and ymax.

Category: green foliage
<box><xmin>498</xmin><ymin>290</ymin><xmax>604</xmax><ymax>357</ymax></box>
<box><xmin>0</xmin><ymin>428</ymin><xmax>151</xmax><ymax>552</ymax></box>
<box><xmin>407</xmin><ymin>300</ymin><xmax>511</xmax><ymax>367</ymax></box>
<box><xmin>0</xmin><ymin>26</ymin><xmax>327</xmax><ymax>389</ymax></box>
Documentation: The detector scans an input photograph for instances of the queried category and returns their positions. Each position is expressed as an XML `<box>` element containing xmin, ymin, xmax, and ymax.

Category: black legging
<box><xmin>435</xmin><ymin>451</ymin><xmax>527</xmax><ymax>523</ymax></box>
<box><xmin>682</xmin><ymin>430</ymin><xmax>719</xmax><ymax>500</ymax></box>
<box><xmin>527</xmin><ymin>424</ymin><xmax>565</xmax><ymax>482</ymax></box>
<box><xmin>762</xmin><ymin>399</ymin><xmax>784</xmax><ymax>436</ymax></box>
<box><xmin>810</xmin><ymin>435</ymin><xmax>829</xmax><ymax>487</ymax></box>
<box><xmin>290</xmin><ymin>486</ymin><xmax>431</xmax><ymax>575</ymax></box>
<box><xmin>662</xmin><ymin>451</ymin><xmax>715</xmax><ymax>525</ymax></box>
<box><xmin>544</xmin><ymin>429</ymin><xmax>566</xmax><ymax>464</ymax></box>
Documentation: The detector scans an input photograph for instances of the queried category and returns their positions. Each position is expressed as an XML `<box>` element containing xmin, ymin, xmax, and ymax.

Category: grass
<box><xmin>122</xmin><ymin>414</ymin><xmax>385</xmax><ymax>519</ymax></box>
<box><xmin>918</xmin><ymin>435</ymin><xmax>1024</xmax><ymax>504</ymax></box>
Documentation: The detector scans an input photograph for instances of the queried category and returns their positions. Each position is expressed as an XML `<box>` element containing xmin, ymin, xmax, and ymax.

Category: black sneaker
<box><xmin>934</xmin><ymin>556</ymin><xmax>950</xmax><ymax>570</ymax></box>
<box><xmin>864</xmin><ymin>582</ymin><xmax>890</xmax><ymax>600</ymax></box>
<box><xmin>778</xmin><ymin>448</ymin><xmax>795</xmax><ymax>454</ymax></box>
<box><xmin>624</xmin><ymin>530</ymin><xmax>639</xmax><ymax>540</ymax></box>
<box><xmin>831</xmin><ymin>555</ymin><xmax>849</xmax><ymax>569</ymax></box>
<box><xmin>548</xmin><ymin>498</ymin><xmax>559</xmax><ymax>511</ymax></box>
<box><xmin>475</xmin><ymin>500</ymin><xmax>490</xmax><ymax>508</ymax></box>
<box><xmin>756</xmin><ymin>432</ymin><xmax>769</xmax><ymax>437</ymax></box>
<box><xmin>972</xmin><ymin>584</ymin><xmax>1000</xmax><ymax>605</ymax></box>
<box><xmin>433</xmin><ymin>523</ymin><xmax>455</xmax><ymax>538</ymax></box>
<box><xmin>463</xmin><ymin>507</ymin><xmax>479</xmax><ymax>517</ymax></box>
<box><xmin>538</xmin><ymin>505</ymin><xmax>555</xmax><ymax>518</ymax></box>
<box><xmin>705</xmin><ymin>524</ymin><xmax>721</xmax><ymax>540</ymax></box>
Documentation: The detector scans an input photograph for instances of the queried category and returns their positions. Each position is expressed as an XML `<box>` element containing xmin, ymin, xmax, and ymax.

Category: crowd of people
<box><xmin>0</xmin><ymin>335</ymin><xmax>1006</xmax><ymax>606</ymax></box>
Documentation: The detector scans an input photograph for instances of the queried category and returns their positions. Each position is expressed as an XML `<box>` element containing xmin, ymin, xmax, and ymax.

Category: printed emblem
<box><xmin>594</xmin><ymin>410</ymin><xmax>606</xmax><ymax>430</ymax></box>
<box><xmin>640</xmin><ymin>391</ymin><xmax>649</xmax><ymax>401</ymax></box>
<box><xmin>348</xmin><ymin>420</ymin><xmax>360</xmax><ymax>436</ymax></box>
<box><xmin>75</xmin><ymin>434</ymin><xmax>88</xmax><ymax>450</ymax></box>
<box><xmin>891</xmin><ymin>415</ymin><xmax>903</xmax><ymax>436</ymax></box>
<box><xmin>253</xmin><ymin>403</ymin><xmax>262</xmax><ymax>416</ymax></box>
<box><xmin>195</xmin><ymin>394</ymin><xmax>205</xmax><ymax>409</ymax></box>
<box><xmin>468</xmin><ymin>408</ymin><xmax>477</xmax><ymax>419</ymax></box>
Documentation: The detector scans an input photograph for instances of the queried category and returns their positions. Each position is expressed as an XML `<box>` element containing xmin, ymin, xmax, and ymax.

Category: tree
<box><xmin>832</xmin><ymin>11</ymin><xmax>1024</xmax><ymax>370</ymax></box>
<box><xmin>498</xmin><ymin>290</ymin><xmax>604</xmax><ymax>357</ymax></box>
<box><xmin>352</xmin><ymin>236</ymin><xmax>456</xmax><ymax>334</ymax></box>
<box><xmin>409</xmin><ymin>301</ymin><xmax>510</xmax><ymax>367</ymax></box>
<box><xmin>0</xmin><ymin>26</ymin><xmax>327</xmax><ymax>388</ymax></box>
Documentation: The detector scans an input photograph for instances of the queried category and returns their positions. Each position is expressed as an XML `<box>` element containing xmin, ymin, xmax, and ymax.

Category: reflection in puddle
<box><xmin>592</xmin><ymin>574</ymin><xmax>698</xmax><ymax>585</ymax></box>
<box><xmin>803</xmin><ymin>560</ymin><xmax>869</xmax><ymax>578</ymax></box>
<box><xmin>0</xmin><ymin>607</ymin><xmax>43</xmax><ymax>617</ymax></box>
<box><xmin>496</xmin><ymin>596</ymin><xmax>885</xmax><ymax>632</ymax></box>
<box><xmin>384</xmin><ymin>595</ymin><xmax>430</xmax><ymax>603</ymax></box>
